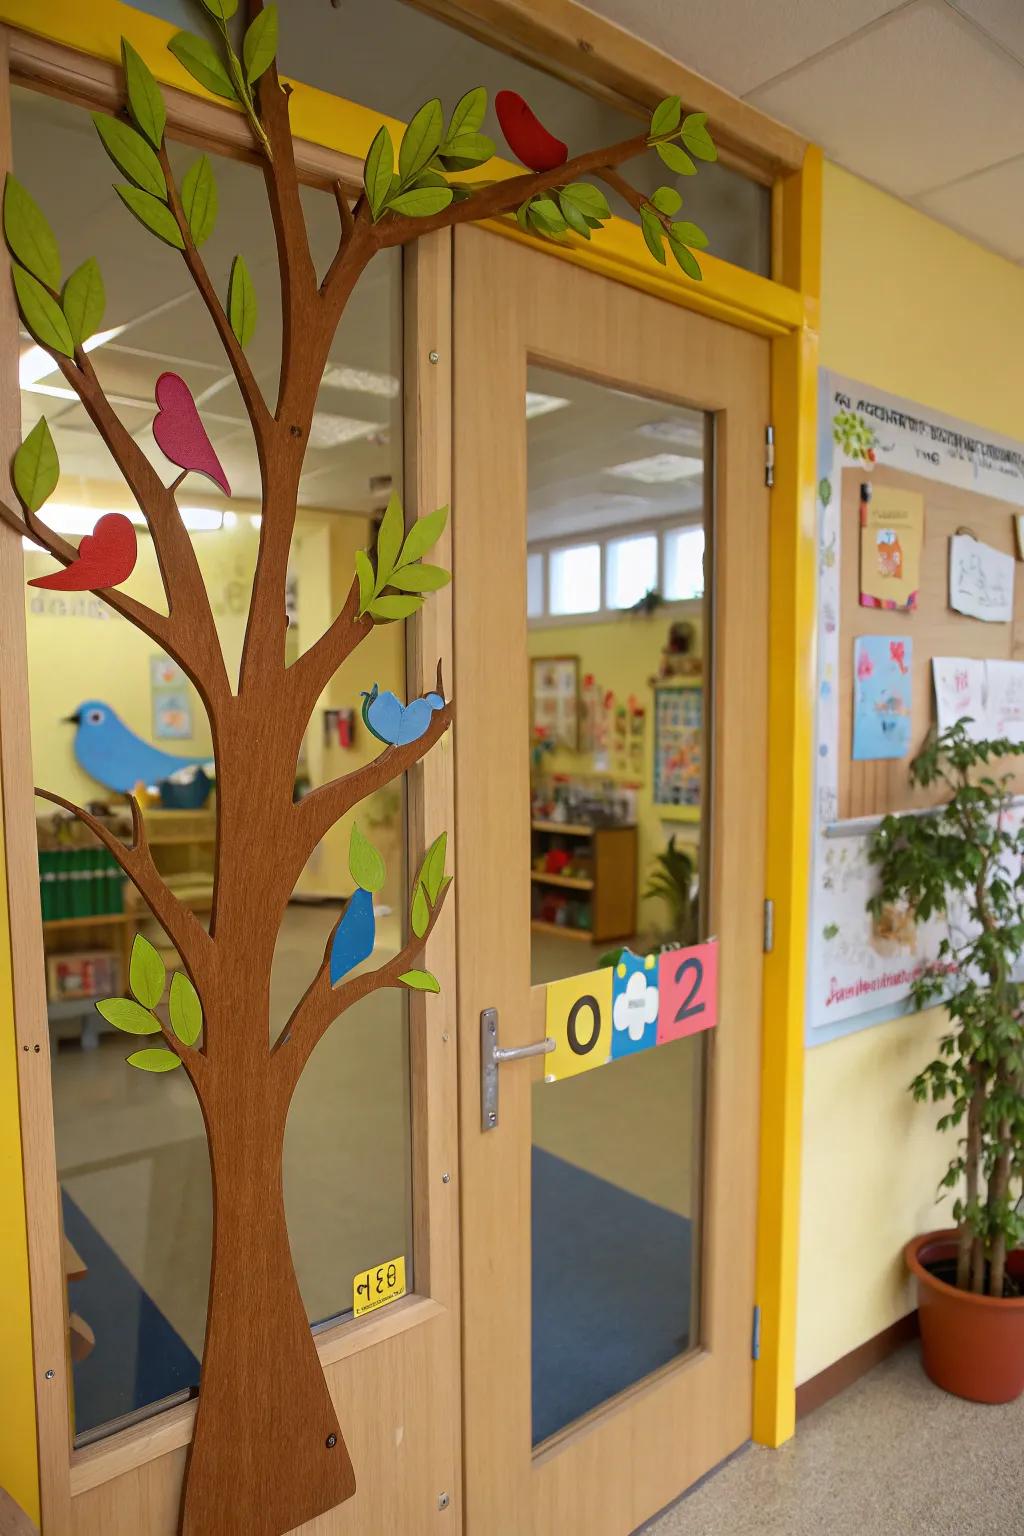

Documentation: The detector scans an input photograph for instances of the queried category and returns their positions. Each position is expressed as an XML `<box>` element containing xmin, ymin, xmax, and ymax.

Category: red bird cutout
<box><xmin>495</xmin><ymin>90</ymin><xmax>568</xmax><ymax>173</ymax></box>
<box><xmin>152</xmin><ymin>371</ymin><xmax>231</xmax><ymax>495</ymax></box>
<box><xmin>28</xmin><ymin>512</ymin><xmax>137</xmax><ymax>591</ymax></box>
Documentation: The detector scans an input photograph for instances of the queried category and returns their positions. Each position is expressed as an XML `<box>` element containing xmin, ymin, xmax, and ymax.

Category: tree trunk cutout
<box><xmin>0</xmin><ymin>3</ymin><xmax>718</xmax><ymax>1530</ymax></box>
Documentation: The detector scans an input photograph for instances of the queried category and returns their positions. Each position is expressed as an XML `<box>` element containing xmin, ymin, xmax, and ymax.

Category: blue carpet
<box><xmin>532</xmin><ymin>1147</ymin><xmax>692</xmax><ymax>1445</ymax></box>
<box><xmin>62</xmin><ymin>1188</ymin><xmax>200</xmax><ymax>1435</ymax></box>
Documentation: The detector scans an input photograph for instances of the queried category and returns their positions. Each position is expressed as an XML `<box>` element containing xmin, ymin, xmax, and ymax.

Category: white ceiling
<box><xmin>582</xmin><ymin>0</ymin><xmax>1024</xmax><ymax>264</ymax></box>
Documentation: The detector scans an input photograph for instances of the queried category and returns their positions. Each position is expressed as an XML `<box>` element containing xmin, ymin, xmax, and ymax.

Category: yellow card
<box><xmin>544</xmin><ymin>967</ymin><xmax>613</xmax><ymax>1081</ymax></box>
<box><xmin>859</xmin><ymin>484</ymin><xmax>923</xmax><ymax>610</ymax></box>
<box><xmin>353</xmin><ymin>1255</ymin><xmax>406</xmax><ymax>1318</ymax></box>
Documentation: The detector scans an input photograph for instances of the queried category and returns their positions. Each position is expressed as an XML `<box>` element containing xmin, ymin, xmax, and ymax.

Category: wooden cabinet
<box><xmin>530</xmin><ymin>820</ymin><xmax>637</xmax><ymax>943</ymax></box>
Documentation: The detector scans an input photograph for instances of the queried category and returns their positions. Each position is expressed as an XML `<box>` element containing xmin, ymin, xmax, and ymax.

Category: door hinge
<box><xmin>763</xmin><ymin>898</ymin><xmax>775</xmax><ymax>954</ymax></box>
<box><xmin>752</xmin><ymin>1305</ymin><xmax>762</xmax><ymax>1361</ymax></box>
<box><xmin>764</xmin><ymin>425</ymin><xmax>775</xmax><ymax>488</ymax></box>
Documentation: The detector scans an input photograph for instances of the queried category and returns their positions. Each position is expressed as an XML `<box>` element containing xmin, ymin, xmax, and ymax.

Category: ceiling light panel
<box><xmin>307</xmin><ymin>412</ymin><xmax>385</xmax><ymax>449</ymax></box>
<box><xmin>321</xmin><ymin>364</ymin><xmax>400</xmax><ymax>398</ymax></box>
<box><xmin>525</xmin><ymin>391</ymin><xmax>571</xmax><ymax>420</ymax></box>
<box><xmin>606</xmin><ymin>453</ymin><xmax>704</xmax><ymax>484</ymax></box>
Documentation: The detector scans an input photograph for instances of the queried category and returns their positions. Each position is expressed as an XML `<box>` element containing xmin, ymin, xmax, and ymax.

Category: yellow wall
<box><xmin>527</xmin><ymin>609</ymin><xmax>703</xmax><ymax>934</ymax></box>
<box><xmin>798</xmin><ymin>163</ymin><xmax>1024</xmax><ymax>1384</ymax></box>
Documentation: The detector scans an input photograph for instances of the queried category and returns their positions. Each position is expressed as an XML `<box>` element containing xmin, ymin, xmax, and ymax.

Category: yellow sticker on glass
<box><xmin>544</xmin><ymin>967</ymin><xmax>613</xmax><ymax>1082</ymax></box>
<box><xmin>353</xmin><ymin>1255</ymin><xmax>407</xmax><ymax>1317</ymax></box>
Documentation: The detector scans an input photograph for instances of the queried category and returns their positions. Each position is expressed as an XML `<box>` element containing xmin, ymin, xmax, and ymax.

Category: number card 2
<box><xmin>353</xmin><ymin>1254</ymin><xmax>407</xmax><ymax>1318</ymax></box>
<box><xmin>657</xmin><ymin>941</ymin><xmax>718</xmax><ymax>1044</ymax></box>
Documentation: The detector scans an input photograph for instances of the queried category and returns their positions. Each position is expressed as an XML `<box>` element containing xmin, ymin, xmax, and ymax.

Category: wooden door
<box><xmin>453</xmin><ymin>226</ymin><xmax>769</xmax><ymax>1535</ymax></box>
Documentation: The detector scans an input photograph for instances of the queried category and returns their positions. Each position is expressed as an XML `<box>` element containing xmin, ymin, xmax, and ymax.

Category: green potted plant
<box><xmin>868</xmin><ymin>722</ymin><xmax>1024</xmax><ymax>1403</ymax></box>
<box><xmin>642</xmin><ymin>834</ymin><xmax>698</xmax><ymax>947</ymax></box>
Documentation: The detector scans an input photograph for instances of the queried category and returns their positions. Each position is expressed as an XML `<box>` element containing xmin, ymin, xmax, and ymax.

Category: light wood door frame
<box><xmin>453</xmin><ymin>225</ymin><xmax>769</xmax><ymax>1535</ymax></box>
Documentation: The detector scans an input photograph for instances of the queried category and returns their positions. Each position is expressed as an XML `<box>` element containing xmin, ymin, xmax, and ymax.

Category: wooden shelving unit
<box><xmin>530</xmin><ymin>820</ymin><xmax>637</xmax><ymax>943</ymax></box>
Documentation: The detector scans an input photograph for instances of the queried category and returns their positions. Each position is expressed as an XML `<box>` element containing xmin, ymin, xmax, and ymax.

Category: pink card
<box><xmin>656</xmin><ymin>941</ymin><xmax>718</xmax><ymax>1044</ymax></box>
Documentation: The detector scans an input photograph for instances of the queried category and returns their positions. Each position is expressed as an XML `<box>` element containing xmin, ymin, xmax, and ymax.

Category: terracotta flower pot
<box><xmin>905</xmin><ymin>1229</ymin><xmax>1024</xmax><ymax>1404</ymax></box>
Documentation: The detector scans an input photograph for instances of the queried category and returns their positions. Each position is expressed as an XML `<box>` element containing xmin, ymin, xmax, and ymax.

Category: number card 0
<box><xmin>544</xmin><ymin>966</ymin><xmax>613</xmax><ymax>1082</ymax></box>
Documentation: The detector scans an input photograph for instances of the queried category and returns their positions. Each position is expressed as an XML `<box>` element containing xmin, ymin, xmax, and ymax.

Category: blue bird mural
<box><xmin>330</xmin><ymin>824</ymin><xmax>387</xmax><ymax>985</ymax></box>
<box><xmin>360</xmin><ymin>683</ymin><xmax>445</xmax><ymax>747</ymax></box>
<box><xmin>66</xmin><ymin>699</ymin><xmax>214</xmax><ymax>794</ymax></box>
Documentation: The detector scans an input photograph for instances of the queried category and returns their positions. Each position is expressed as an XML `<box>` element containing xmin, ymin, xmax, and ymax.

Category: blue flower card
<box><xmin>852</xmin><ymin>635</ymin><xmax>913</xmax><ymax>761</ymax></box>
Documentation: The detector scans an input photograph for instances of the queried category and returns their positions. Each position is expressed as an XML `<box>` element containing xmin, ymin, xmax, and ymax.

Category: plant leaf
<box><xmin>650</xmin><ymin>95</ymin><xmax>681</xmax><ymax>138</ymax></box>
<box><xmin>670</xmin><ymin>218</ymin><xmax>708</xmax><ymax>250</ymax></box>
<box><xmin>13</xmin><ymin>418</ymin><xmax>59</xmax><ymax>512</ymax></box>
<box><xmin>423</xmin><ymin>831</ymin><xmax>447</xmax><ymax>903</ymax></box>
<box><xmin>127</xmin><ymin>1048</ymin><xmax>182</xmax><ymax>1073</ymax></box>
<box><xmin>399</xmin><ymin>969</ymin><xmax>440</xmax><ymax>993</ymax></box>
<box><xmin>349</xmin><ymin>822</ymin><xmax>386</xmax><ymax>893</ymax></box>
<box><xmin>130</xmin><ymin>933</ymin><xmax>166</xmax><ymax>1008</ymax></box>
<box><xmin>386</xmin><ymin>563</ymin><xmax>451</xmax><ymax>593</ymax></box>
<box><xmin>639</xmin><ymin>206</ymin><xmax>666</xmax><ymax>264</ymax></box>
<box><xmin>667</xmin><ymin>231</ymin><xmax>702</xmax><ymax>281</ymax></box>
<box><xmin>115</xmin><ymin>185</ymin><xmax>185</xmax><ymax>249</ymax></box>
<box><xmin>374</xmin><ymin>492</ymin><xmax>405</xmax><ymax>589</ymax></box>
<box><xmin>527</xmin><ymin>197</ymin><xmax>567</xmax><ymax>236</ymax></box>
<box><xmin>446</xmin><ymin>86</ymin><xmax>486</xmax><ymax>142</ymax></box>
<box><xmin>560</xmin><ymin>183</ymin><xmax>611</xmax><ymax>221</ymax></box>
<box><xmin>386</xmin><ymin>186</ymin><xmax>453</xmax><ymax>217</ymax></box>
<box><xmin>96</xmin><ymin>997</ymin><xmax>161</xmax><ymax>1035</ymax></box>
<box><xmin>199</xmin><ymin>0</ymin><xmax>238</xmax><ymax>19</ymax></box>
<box><xmin>122</xmin><ymin>38</ymin><xmax>166</xmax><ymax>150</ymax></box>
<box><xmin>181</xmin><ymin>155</ymin><xmax>218</xmax><ymax>246</ymax></box>
<box><xmin>368</xmin><ymin>594</ymin><xmax>424</xmax><ymax>621</ymax></box>
<box><xmin>650</xmin><ymin>185</ymin><xmax>682</xmax><ymax>216</ymax></box>
<box><xmin>681</xmin><ymin>111</ymin><xmax>716</xmax><ymax>162</ymax></box>
<box><xmin>437</xmin><ymin>132</ymin><xmax>495</xmax><ymax>170</ymax></box>
<box><xmin>399</xmin><ymin>99</ymin><xmax>444</xmax><ymax>185</ymax></box>
<box><xmin>169</xmin><ymin>971</ymin><xmax>203</xmax><ymax>1045</ymax></box>
<box><xmin>93</xmin><ymin>113</ymin><xmax>166</xmax><ymax>199</ymax></box>
<box><xmin>227</xmin><ymin>253</ymin><xmax>257</xmax><ymax>344</ymax></box>
<box><xmin>399</xmin><ymin>503</ymin><xmax>448</xmax><ymax>567</ymax></box>
<box><xmin>558</xmin><ymin>194</ymin><xmax>591</xmax><ymax>239</ymax></box>
<box><xmin>168</xmin><ymin>32</ymin><xmax>238</xmax><ymax>102</ymax></box>
<box><xmin>355</xmin><ymin>548</ymin><xmax>375</xmax><ymax>614</ymax></box>
<box><xmin>62</xmin><ymin>258</ymin><xmax>105</xmax><ymax>346</ymax></box>
<box><xmin>363</xmin><ymin>125</ymin><xmax>395</xmax><ymax>220</ymax></box>
<box><xmin>656</xmin><ymin>141</ymin><xmax>696</xmax><ymax>177</ymax></box>
<box><xmin>411</xmin><ymin>882</ymin><xmax>430</xmax><ymax>938</ymax></box>
<box><xmin>3</xmin><ymin>175</ymin><xmax>60</xmax><ymax>289</ymax></box>
<box><xmin>242</xmin><ymin>4</ymin><xmax>278</xmax><ymax>86</ymax></box>
<box><xmin>11</xmin><ymin>267</ymin><xmax>74</xmax><ymax>356</ymax></box>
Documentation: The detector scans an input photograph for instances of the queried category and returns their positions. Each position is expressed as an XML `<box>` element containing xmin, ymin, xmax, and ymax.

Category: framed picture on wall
<box><xmin>653</xmin><ymin>679</ymin><xmax>703</xmax><ymax>817</ymax></box>
<box><xmin>531</xmin><ymin>655</ymin><xmax>580</xmax><ymax>751</ymax></box>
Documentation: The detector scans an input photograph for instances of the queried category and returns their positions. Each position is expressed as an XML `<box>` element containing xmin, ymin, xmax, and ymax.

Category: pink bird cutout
<box><xmin>152</xmin><ymin>372</ymin><xmax>230</xmax><ymax>495</ymax></box>
<box><xmin>28</xmin><ymin>512</ymin><xmax>137</xmax><ymax>591</ymax></box>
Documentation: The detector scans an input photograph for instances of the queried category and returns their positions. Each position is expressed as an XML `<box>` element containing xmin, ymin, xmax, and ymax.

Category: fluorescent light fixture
<box><xmin>248</xmin><ymin>513</ymin><xmax>263</xmax><ymax>530</ymax></box>
<box><xmin>321</xmin><ymin>364</ymin><xmax>399</xmax><ymax>398</ymax></box>
<box><xmin>19</xmin><ymin>325</ymin><xmax>124</xmax><ymax>389</ymax></box>
<box><xmin>178</xmin><ymin>506</ymin><xmax>224</xmax><ymax>532</ymax></box>
<box><xmin>606</xmin><ymin>453</ymin><xmax>703</xmax><ymax>484</ymax></box>
<box><xmin>525</xmin><ymin>390</ymin><xmax>570</xmax><ymax>420</ymax></box>
<box><xmin>637</xmin><ymin>418</ymin><xmax>704</xmax><ymax>449</ymax></box>
<box><xmin>37</xmin><ymin>503</ymin><xmax>224</xmax><ymax>537</ymax></box>
<box><xmin>222</xmin><ymin>510</ymin><xmax>238</xmax><ymax>530</ymax></box>
<box><xmin>308</xmin><ymin>412</ymin><xmax>384</xmax><ymax>449</ymax></box>
<box><xmin>21</xmin><ymin>384</ymin><xmax>79</xmax><ymax>401</ymax></box>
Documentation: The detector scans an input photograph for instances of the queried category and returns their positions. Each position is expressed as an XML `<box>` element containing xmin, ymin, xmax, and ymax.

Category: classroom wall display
<box><xmin>859</xmin><ymin>482</ymin><xmax>923</xmax><ymax>610</ymax></box>
<box><xmin>531</xmin><ymin>655</ymin><xmax>580</xmax><ymax>751</ymax></box>
<box><xmin>949</xmin><ymin>533</ymin><xmax>1015</xmax><ymax>623</ymax></box>
<box><xmin>810</xmin><ymin>372</ymin><xmax>1024</xmax><ymax>1046</ymax></box>
<box><xmin>852</xmin><ymin>636</ymin><xmax>912</xmax><ymax>760</ymax></box>
<box><xmin>652</xmin><ymin>679</ymin><xmax>703</xmax><ymax>814</ymax></box>
<box><xmin>150</xmin><ymin>657</ymin><xmax>193</xmax><ymax>740</ymax></box>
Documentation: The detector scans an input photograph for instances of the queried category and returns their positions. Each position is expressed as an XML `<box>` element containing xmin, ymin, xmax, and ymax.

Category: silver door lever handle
<box><xmin>480</xmin><ymin>1007</ymin><xmax>554</xmax><ymax>1130</ymax></box>
<box><xmin>493</xmin><ymin>1038</ymin><xmax>555</xmax><ymax>1062</ymax></box>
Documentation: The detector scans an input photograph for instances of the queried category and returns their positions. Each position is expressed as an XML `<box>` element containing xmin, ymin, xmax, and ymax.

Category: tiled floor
<box><xmin>643</xmin><ymin>1343</ymin><xmax>1024</xmax><ymax>1536</ymax></box>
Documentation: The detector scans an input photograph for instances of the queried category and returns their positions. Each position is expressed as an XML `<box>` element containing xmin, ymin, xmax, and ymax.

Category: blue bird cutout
<box><xmin>66</xmin><ymin>699</ymin><xmax>214</xmax><ymax>794</ymax></box>
<box><xmin>329</xmin><ymin>886</ymin><xmax>376</xmax><ymax>985</ymax></box>
<box><xmin>360</xmin><ymin>683</ymin><xmax>445</xmax><ymax>747</ymax></box>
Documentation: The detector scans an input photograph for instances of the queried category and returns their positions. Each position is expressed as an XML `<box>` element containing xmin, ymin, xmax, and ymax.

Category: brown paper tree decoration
<box><xmin>0</xmin><ymin>3</ymin><xmax>717</xmax><ymax>1531</ymax></box>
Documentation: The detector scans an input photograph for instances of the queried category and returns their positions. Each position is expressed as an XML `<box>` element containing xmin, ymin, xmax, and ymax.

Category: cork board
<box><xmin>838</xmin><ymin>464</ymin><xmax>1024</xmax><ymax>819</ymax></box>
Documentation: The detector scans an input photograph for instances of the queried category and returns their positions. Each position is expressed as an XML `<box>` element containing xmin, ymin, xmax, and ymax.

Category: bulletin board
<box><xmin>652</xmin><ymin>679</ymin><xmax>702</xmax><ymax>818</ymax></box>
<box><xmin>810</xmin><ymin>372</ymin><xmax>1024</xmax><ymax>1044</ymax></box>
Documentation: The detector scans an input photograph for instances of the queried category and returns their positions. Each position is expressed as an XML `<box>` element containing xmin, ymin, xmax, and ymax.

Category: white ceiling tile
<box><xmin>747</xmin><ymin>0</ymin><xmax>1024</xmax><ymax>196</ymax></box>
<box><xmin>951</xmin><ymin>0</ymin><xmax>1024</xmax><ymax>63</ymax></box>
<box><xmin>915</xmin><ymin>154</ymin><xmax>1024</xmax><ymax>259</ymax></box>
<box><xmin>579</xmin><ymin>0</ymin><xmax>903</xmax><ymax>95</ymax></box>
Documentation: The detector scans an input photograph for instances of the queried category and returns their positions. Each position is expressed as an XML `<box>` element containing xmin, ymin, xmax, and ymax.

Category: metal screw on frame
<box><xmin>44</xmin><ymin>1369</ymin><xmax>55</xmax><ymax>1380</ymax></box>
<box><xmin>441</xmin><ymin>1171</ymin><xmax>451</xmax><ymax>1184</ymax></box>
<box><xmin>428</xmin><ymin>350</ymin><xmax>440</xmax><ymax>364</ymax></box>
<box><xmin>437</xmin><ymin>1492</ymin><xmax>450</xmax><ymax>1510</ymax></box>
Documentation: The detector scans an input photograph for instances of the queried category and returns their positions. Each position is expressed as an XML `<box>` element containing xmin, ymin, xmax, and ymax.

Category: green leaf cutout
<box><xmin>560</xmin><ymin>183</ymin><xmax>611</xmax><ymax>221</ymax></box>
<box><xmin>93</xmin><ymin>114</ymin><xmax>166</xmax><ymax>199</ymax></box>
<box><xmin>129</xmin><ymin>933</ymin><xmax>166</xmax><ymax>1009</ymax></box>
<box><xmin>127</xmin><ymin>1048</ymin><xmax>182</xmax><ymax>1073</ymax></box>
<box><xmin>408</xmin><ymin>169</ymin><xmax>449</xmax><ymax>192</ymax></box>
<box><xmin>670</xmin><ymin>219</ymin><xmax>708</xmax><ymax>250</ymax></box>
<box><xmin>399</xmin><ymin>98</ymin><xmax>443</xmax><ymax>186</ymax></box>
<box><xmin>200</xmin><ymin>0</ymin><xmax>238</xmax><ymax>17</ymax></box>
<box><xmin>650</xmin><ymin>95</ymin><xmax>681</xmax><ymax>138</ymax></box>
<box><xmin>12</xmin><ymin>268</ymin><xmax>74</xmax><ymax>356</ymax></box>
<box><xmin>96</xmin><ymin>997</ymin><xmax>161</xmax><ymax>1035</ymax></box>
<box><xmin>116</xmin><ymin>185</ymin><xmax>185</xmax><ymax>248</ymax></box>
<box><xmin>355</xmin><ymin>548</ymin><xmax>375</xmax><ymax>614</ymax></box>
<box><xmin>423</xmin><ymin>831</ymin><xmax>447</xmax><ymax>903</ymax></box>
<box><xmin>169</xmin><ymin>971</ymin><xmax>203</xmax><ymax>1046</ymax></box>
<box><xmin>62</xmin><ymin>258</ymin><xmax>105</xmax><ymax>347</ymax></box>
<box><xmin>386</xmin><ymin>186</ymin><xmax>453</xmax><ymax>218</ymax></box>
<box><xmin>242</xmin><ymin>4</ymin><xmax>278</xmax><ymax>85</ymax></box>
<box><xmin>558</xmin><ymin>195</ymin><xmax>591</xmax><ymax>239</ymax></box>
<box><xmin>374</xmin><ymin>493</ymin><xmax>405</xmax><ymax>590</ymax></box>
<box><xmin>181</xmin><ymin>155</ymin><xmax>218</xmax><ymax>246</ymax></box>
<box><xmin>13</xmin><ymin>419</ymin><xmax>59</xmax><ymax>512</ymax></box>
<box><xmin>681</xmin><ymin>112</ymin><xmax>716</xmax><ymax>162</ymax></box>
<box><xmin>667</xmin><ymin>231</ymin><xmax>702</xmax><ymax>281</ymax></box>
<box><xmin>386</xmin><ymin>563</ymin><xmax>451</xmax><ymax>594</ymax></box>
<box><xmin>410</xmin><ymin>883</ymin><xmax>430</xmax><ymax>939</ymax></box>
<box><xmin>399</xmin><ymin>503</ymin><xmax>448</xmax><ymax>567</ymax></box>
<box><xmin>368</xmin><ymin>594</ymin><xmax>424</xmax><ymax>621</ymax></box>
<box><xmin>528</xmin><ymin>197</ymin><xmax>567</xmax><ymax>235</ymax></box>
<box><xmin>228</xmin><ymin>254</ymin><xmax>257</xmax><ymax>345</ymax></box>
<box><xmin>438</xmin><ymin>133</ymin><xmax>495</xmax><ymax>171</ymax></box>
<box><xmin>656</xmin><ymin>140</ymin><xmax>696</xmax><ymax>177</ymax></box>
<box><xmin>364</xmin><ymin>126</ymin><xmax>395</xmax><ymax>221</ymax></box>
<box><xmin>349</xmin><ymin>822</ymin><xmax>386</xmax><ymax>894</ymax></box>
<box><xmin>640</xmin><ymin>207</ymin><xmax>666</xmax><ymax>265</ymax></box>
<box><xmin>168</xmin><ymin>32</ymin><xmax>238</xmax><ymax>101</ymax></box>
<box><xmin>399</xmin><ymin>969</ymin><xmax>440</xmax><ymax>993</ymax></box>
<box><xmin>651</xmin><ymin>185</ymin><xmax>682</xmax><ymax>216</ymax></box>
<box><xmin>122</xmin><ymin>38</ymin><xmax>166</xmax><ymax>150</ymax></box>
<box><xmin>3</xmin><ymin>175</ymin><xmax>60</xmax><ymax>289</ymax></box>
<box><xmin>446</xmin><ymin>86</ymin><xmax>486</xmax><ymax>143</ymax></box>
